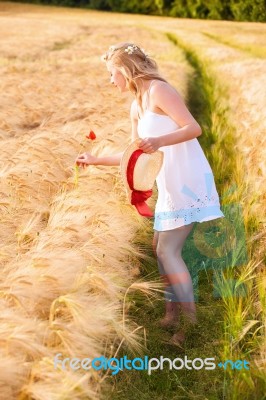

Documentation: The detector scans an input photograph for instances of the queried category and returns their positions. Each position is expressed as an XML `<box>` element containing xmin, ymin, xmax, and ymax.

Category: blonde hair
<box><xmin>101</xmin><ymin>42</ymin><xmax>167</xmax><ymax>114</ymax></box>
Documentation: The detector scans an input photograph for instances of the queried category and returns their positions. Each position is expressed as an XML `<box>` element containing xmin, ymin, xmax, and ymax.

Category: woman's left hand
<box><xmin>138</xmin><ymin>137</ymin><xmax>161</xmax><ymax>153</ymax></box>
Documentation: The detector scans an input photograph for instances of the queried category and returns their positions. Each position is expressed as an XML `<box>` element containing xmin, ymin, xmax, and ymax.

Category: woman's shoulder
<box><xmin>149</xmin><ymin>80</ymin><xmax>181</xmax><ymax>111</ymax></box>
<box><xmin>150</xmin><ymin>80</ymin><xmax>178</xmax><ymax>97</ymax></box>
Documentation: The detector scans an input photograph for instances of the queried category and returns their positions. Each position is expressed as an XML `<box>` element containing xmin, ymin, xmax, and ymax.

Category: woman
<box><xmin>76</xmin><ymin>43</ymin><xmax>224</xmax><ymax>346</ymax></box>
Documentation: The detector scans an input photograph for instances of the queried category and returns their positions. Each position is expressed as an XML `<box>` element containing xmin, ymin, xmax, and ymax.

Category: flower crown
<box><xmin>124</xmin><ymin>44</ymin><xmax>148</xmax><ymax>58</ymax></box>
<box><xmin>101</xmin><ymin>44</ymin><xmax>148</xmax><ymax>62</ymax></box>
<box><xmin>124</xmin><ymin>44</ymin><xmax>138</xmax><ymax>54</ymax></box>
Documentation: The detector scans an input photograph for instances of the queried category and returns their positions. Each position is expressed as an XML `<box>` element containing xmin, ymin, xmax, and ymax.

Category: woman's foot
<box><xmin>168</xmin><ymin>331</ymin><xmax>186</xmax><ymax>348</ymax></box>
<box><xmin>159</xmin><ymin>300</ymin><xmax>180</xmax><ymax>328</ymax></box>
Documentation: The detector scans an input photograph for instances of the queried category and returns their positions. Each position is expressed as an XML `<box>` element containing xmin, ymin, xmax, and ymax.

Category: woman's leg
<box><xmin>156</xmin><ymin>223</ymin><xmax>197</xmax><ymax>325</ymax></box>
<box><xmin>153</xmin><ymin>231</ymin><xmax>180</xmax><ymax>326</ymax></box>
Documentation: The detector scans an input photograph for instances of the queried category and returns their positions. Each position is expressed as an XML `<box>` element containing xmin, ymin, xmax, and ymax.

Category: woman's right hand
<box><xmin>75</xmin><ymin>152</ymin><xmax>98</xmax><ymax>168</ymax></box>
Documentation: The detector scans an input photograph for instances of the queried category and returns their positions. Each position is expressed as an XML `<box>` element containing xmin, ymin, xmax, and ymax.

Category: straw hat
<box><xmin>120</xmin><ymin>139</ymin><xmax>164</xmax><ymax>217</ymax></box>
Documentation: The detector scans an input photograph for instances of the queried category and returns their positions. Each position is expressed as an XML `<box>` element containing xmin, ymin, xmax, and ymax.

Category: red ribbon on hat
<box><xmin>126</xmin><ymin>149</ymin><xmax>153</xmax><ymax>217</ymax></box>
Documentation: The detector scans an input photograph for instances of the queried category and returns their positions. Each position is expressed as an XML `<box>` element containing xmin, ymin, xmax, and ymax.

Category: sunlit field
<box><xmin>0</xmin><ymin>2</ymin><xmax>265</xmax><ymax>399</ymax></box>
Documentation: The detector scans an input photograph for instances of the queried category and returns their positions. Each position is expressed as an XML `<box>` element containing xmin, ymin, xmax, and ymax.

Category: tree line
<box><xmin>8</xmin><ymin>0</ymin><xmax>266</xmax><ymax>22</ymax></box>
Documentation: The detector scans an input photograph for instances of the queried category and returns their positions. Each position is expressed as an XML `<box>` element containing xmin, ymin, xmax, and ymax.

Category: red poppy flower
<box><xmin>86</xmin><ymin>130</ymin><xmax>96</xmax><ymax>140</ymax></box>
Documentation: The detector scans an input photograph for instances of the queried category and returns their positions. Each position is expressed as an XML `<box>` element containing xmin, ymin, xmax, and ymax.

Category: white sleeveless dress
<box><xmin>137</xmin><ymin>83</ymin><xmax>225</xmax><ymax>231</ymax></box>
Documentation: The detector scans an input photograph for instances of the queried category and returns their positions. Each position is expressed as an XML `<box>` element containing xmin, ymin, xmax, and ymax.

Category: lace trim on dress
<box><xmin>154</xmin><ymin>204</ymin><xmax>224</xmax><ymax>231</ymax></box>
<box><xmin>154</xmin><ymin>179</ymin><xmax>225</xmax><ymax>230</ymax></box>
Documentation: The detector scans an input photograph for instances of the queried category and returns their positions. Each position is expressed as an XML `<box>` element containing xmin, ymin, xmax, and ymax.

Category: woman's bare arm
<box><xmin>75</xmin><ymin>151</ymin><xmax>123</xmax><ymax>167</ymax></box>
<box><xmin>138</xmin><ymin>82</ymin><xmax>202</xmax><ymax>153</ymax></box>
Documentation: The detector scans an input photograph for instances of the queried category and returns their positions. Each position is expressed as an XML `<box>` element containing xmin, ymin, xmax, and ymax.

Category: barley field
<box><xmin>0</xmin><ymin>2</ymin><xmax>265</xmax><ymax>400</ymax></box>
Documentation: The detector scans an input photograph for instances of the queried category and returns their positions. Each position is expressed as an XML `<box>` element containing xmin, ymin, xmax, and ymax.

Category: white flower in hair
<box><xmin>125</xmin><ymin>44</ymin><xmax>138</xmax><ymax>55</ymax></box>
<box><xmin>141</xmin><ymin>48</ymin><xmax>149</xmax><ymax>58</ymax></box>
<box><xmin>101</xmin><ymin>45</ymin><xmax>116</xmax><ymax>62</ymax></box>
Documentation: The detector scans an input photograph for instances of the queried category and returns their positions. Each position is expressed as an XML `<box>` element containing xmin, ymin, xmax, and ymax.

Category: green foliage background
<box><xmin>7</xmin><ymin>0</ymin><xmax>266</xmax><ymax>22</ymax></box>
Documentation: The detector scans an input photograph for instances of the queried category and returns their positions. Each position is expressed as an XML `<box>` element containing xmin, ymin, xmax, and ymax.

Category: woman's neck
<box><xmin>139</xmin><ymin>79</ymin><xmax>153</xmax><ymax>96</ymax></box>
